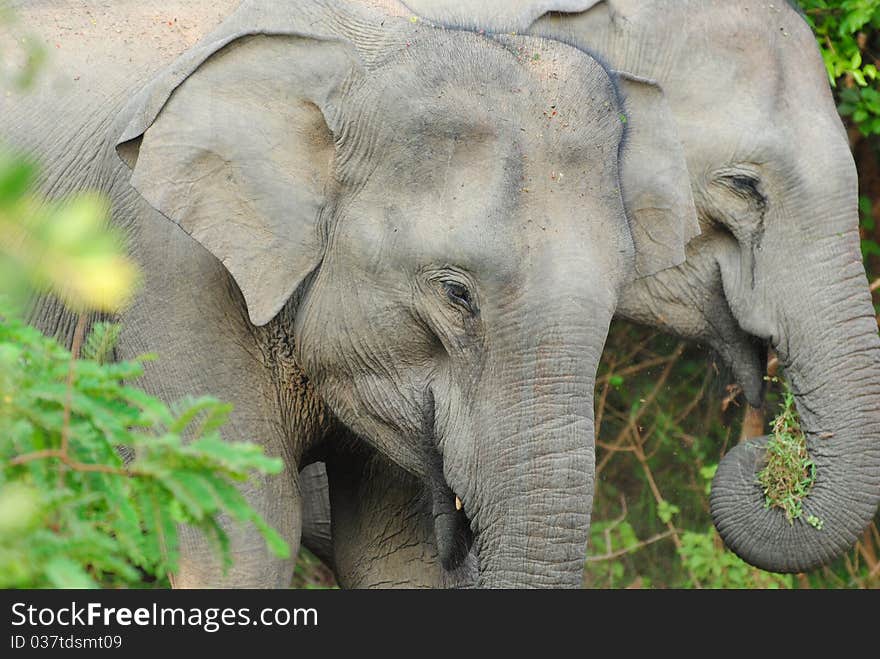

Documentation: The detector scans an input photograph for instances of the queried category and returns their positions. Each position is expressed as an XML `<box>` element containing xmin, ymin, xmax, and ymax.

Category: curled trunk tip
<box><xmin>710</xmin><ymin>435</ymin><xmax>880</xmax><ymax>573</ymax></box>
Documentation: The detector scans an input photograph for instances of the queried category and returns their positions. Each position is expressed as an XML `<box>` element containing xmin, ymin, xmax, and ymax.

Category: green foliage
<box><xmin>291</xmin><ymin>548</ymin><xmax>340</xmax><ymax>590</ymax></box>
<box><xmin>657</xmin><ymin>500</ymin><xmax>680</xmax><ymax>525</ymax></box>
<box><xmin>0</xmin><ymin>299</ymin><xmax>289</xmax><ymax>589</ymax></box>
<box><xmin>756</xmin><ymin>377</ymin><xmax>817</xmax><ymax>524</ymax></box>
<box><xmin>81</xmin><ymin>322</ymin><xmax>122</xmax><ymax>364</ymax></box>
<box><xmin>584</xmin><ymin>516</ymin><xmax>644</xmax><ymax>588</ymax></box>
<box><xmin>0</xmin><ymin>150</ymin><xmax>139</xmax><ymax>313</ymax></box>
<box><xmin>585</xmin><ymin>324</ymin><xmax>880</xmax><ymax>589</ymax></box>
<box><xmin>678</xmin><ymin>527</ymin><xmax>794</xmax><ymax>589</ymax></box>
<box><xmin>0</xmin><ymin>143</ymin><xmax>289</xmax><ymax>588</ymax></box>
<box><xmin>797</xmin><ymin>1</ymin><xmax>880</xmax><ymax>135</ymax></box>
<box><xmin>858</xmin><ymin>194</ymin><xmax>880</xmax><ymax>268</ymax></box>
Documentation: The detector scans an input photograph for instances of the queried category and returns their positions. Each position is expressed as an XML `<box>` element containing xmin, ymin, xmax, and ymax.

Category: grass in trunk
<box><xmin>756</xmin><ymin>377</ymin><xmax>820</xmax><ymax>528</ymax></box>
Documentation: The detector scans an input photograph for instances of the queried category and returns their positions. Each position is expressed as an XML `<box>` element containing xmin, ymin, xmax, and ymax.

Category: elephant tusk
<box><xmin>455</xmin><ymin>495</ymin><xmax>463</xmax><ymax>511</ymax></box>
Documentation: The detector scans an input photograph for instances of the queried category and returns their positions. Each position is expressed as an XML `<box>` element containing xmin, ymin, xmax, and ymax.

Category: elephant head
<box><xmin>114</xmin><ymin>0</ymin><xmax>697</xmax><ymax>587</ymax></box>
<box><xmin>514</xmin><ymin>0</ymin><xmax>880</xmax><ymax>573</ymax></box>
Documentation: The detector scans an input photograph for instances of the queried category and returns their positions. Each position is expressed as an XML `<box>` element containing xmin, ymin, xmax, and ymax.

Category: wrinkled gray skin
<box><xmin>1</xmin><ymin>0</ymin><xmax>700</xmax><ymax>587</ymax></box>
<box><xmin>301</xmin><ymin>0</ymin><xmax>880</xmax><ymax>586</ymax></box>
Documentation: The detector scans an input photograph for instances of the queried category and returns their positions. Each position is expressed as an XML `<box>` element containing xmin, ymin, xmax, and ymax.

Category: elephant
<box><xmin>0</xmin><ymin>0</ymin><xmax>701</xmax><ymax>587</ymax></box>
<box><xmin>297</xmin><ymin>0</ymin><xmax>880</xmax><ymax>587</ymax></box>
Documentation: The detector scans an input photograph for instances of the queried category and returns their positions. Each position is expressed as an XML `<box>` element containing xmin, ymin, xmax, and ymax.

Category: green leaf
<box><xmin>81</xmin><ymin>322</ymin><xmax>122</xmax><ymax>364</ymax></box>
<box><xmin>657</xmin><ymin>500</ymin><xmax>681</xmax><ymax>524</ymax></box>
<box><xmin>201</xmin><ymin>475</ymin><xmax>254</xmax><ymax>521</ymax></box>
<box><xmin>168</xmin><ymin>397</ymin><xmax>230</xmax><ymax>436</ymax></box>
<box><xmin>0</xmin><ymin>154</ymin><xmax>35</xmax><ymax>205</ymax></box>
<box><xmin>0</xmin><ymin>149</ymin><xmax>304</xmax><ymax>588</ymax></box>
<box><xmin>252</xmin><ymin>515</ymin><xmax>291</xmax><ymax>559</ymax></box>
<box><xmin>186</xmin><ymin>436</ymin><xmax>283</xmax><ymax>475</ymax></box>
<box><xmin>43</xmin><ymin>557</ymin><xmax>97</xmax><ymax>589</ymax></box>
<box><xmin>860</xmin><ymin>195</ymin><xmax>875</xmax><ymax>230</ymax></box>
<box><xmin>157</xmin><ymin>473</ymin><xmax>207</xmax><ymax>520</ymax></box>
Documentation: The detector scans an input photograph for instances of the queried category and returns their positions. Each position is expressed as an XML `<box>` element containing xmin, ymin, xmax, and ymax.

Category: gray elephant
<box><xmin>1</xmin><ymin>0</ymin><xmax>699</xmax><ymax>587</ymax></box>
<box><xmin>299</xmin><ymin>0</ymin><xmax>880</xmax><ymax>586</ymax></box>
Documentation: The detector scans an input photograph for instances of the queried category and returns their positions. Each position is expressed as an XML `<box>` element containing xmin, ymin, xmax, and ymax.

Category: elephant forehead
<box><xmin>341</xmin><ymin>38</ymin><xmax>628</xmax><ymax>206</ymax></box>
<box><xmin>336</xmin><ymin>143</ymin><xmax>627</xmax><ymax>288</ymax></box>
<box><xmin>328</xmin><ymin>28</ymin><xmax>630</xmax><ymax>280</ymax></box>
<box><xmin>351</xmin><ymin>28</ymin><xmax>625</xmax><ymax>156</ymax></box>
<box><xmin>648</xmin><ymin>2</ymin><xmax>835</xmax><ymax>130</ymax></box>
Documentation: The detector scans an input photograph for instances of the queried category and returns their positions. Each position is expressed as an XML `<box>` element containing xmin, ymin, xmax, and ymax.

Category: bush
<box><xmin>0</xmin><ymin>150</ymin><xmax>289</xmax><ymax>588</ymax></box>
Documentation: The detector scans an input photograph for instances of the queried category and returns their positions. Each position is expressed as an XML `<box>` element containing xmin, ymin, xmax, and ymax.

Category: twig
<box><xmin>605</xmin><ymin>495</ymin><xmax>628</xmax><ymax>528</ymax></box>
<box><xmin>595</xmin><ymin>355</ymin><xmax>616</xmax><ymax>440</ymax></box>
<box><xmin>629</xmin><ymin>423</ymin><xmax>703</xmax><ymax>588</ymax></box>
<box><xmin>58</xmin><ymin>313</ymin><xmax>87</xmax><ymax>486</ymax></box>
<box><xmin>842</xmin><ymin>550</ymin><xmax>858</xmax><ymax>582</ymax></box>
<box><xmin>616</xmin><ymin>330</ymin><xmax>658</xmax><ymax>367</ymax></box>
<box><xmin>586</xmin><ymin>530</ymin><xmax>676</xmax><ymax>562</ymax></box>
<box><xmin>857</xmin><ymin>526</ymin><xmax>878</xmax><ymax>568</ymax></box>
<box><xmin>596</xmin><ymin>354</ymin><xmax>679</xmax><ymax>385</ymax></box>
<box><xmin>595</xmin><ymin>439</ymin><xmax>635</xmax><ymax>453</ymax></box>
<box><xmin>599</xmin><ymin>496</ymin><xmax>630</xmax><ymax>568</ymax></box>
<box><xmin>10</xmin><ymin>448</ymin><xmax>130</xmax><ymax>476</ymax></box>
<box><xmin>596</xmin><ymin>342</ymin><xmax>686</xmax><ymax>475</ymax></box>
<box><xmin>637</xmin><ymin>367</ymin><xmax>709</xmax><ymax>462</ymax></box>
<box><xmin>151</xmin><ymin>489</ymin><xmax>172</xmax><ymax>586</ymax></box>
<box><xmin>672</xmin><ymin>368</ymin><xmax>712</xmax><ymax>425</ymax></box>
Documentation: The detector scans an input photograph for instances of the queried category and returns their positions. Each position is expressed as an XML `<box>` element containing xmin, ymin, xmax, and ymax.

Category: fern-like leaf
<box><xmin>81</xmin><ymin>322</ymin><xmax>121</xmax><ymax>364</ymax></box>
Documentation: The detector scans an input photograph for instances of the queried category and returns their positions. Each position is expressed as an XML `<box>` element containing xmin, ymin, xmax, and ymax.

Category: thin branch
<box><xmin>842</xmin><ymin>550</ymin><xmax>858</xmax><ymax>582</ymax></box>
<box><xmin>586</xmin><ymin>530</ymin><xmax>676</xmax><ymax>563</ymax></box>
<box><xmin>9</xmin><ymin>448</ymin><xmax>130</xmax><ymax>477</ymax></box>
<box><xmin>595</xmin><ymin>355</ymin><xmax>616</xmax><ymax>440</ymax></box>
<box><xmin>8</xmin><ymin>449</ymin><xmax>63</xmax><ymax>466</ymax></box>
<box><xmin>61</xmin><ymin>458</ymin><xmax>129</xmax><ymax>476</ymax></box>
<box><xmin>596</xmin><ymin>342</ymin><xmax>686</xmax><ymax>475</ymax></box>
<box><xmin>58</xmin><ymin>312</ymin><xmax>87</xmax><ymax>482</ymax></box>
<box><xmin>595</xmin><ymin>440</ymin><xmax>635</xmax><ymax>453</ymax></box>
<box><xmin>596</xmin><ymin>354</ymin><xmax>679</xmax><ymax>385</ymax></box>
<box><xmin>629</xmin><ymin>423</ymin><xmax>703</xmax><ymax>588</ymax></box>
<box><xmin>672</xmin><ymin>368</ymin><xmax>712</xmax><ymax>425</ymax></box>
<box><xmin>601</xmin><ymin>497</ymin><xmax>630</xmax><ymax>568</ymax></box>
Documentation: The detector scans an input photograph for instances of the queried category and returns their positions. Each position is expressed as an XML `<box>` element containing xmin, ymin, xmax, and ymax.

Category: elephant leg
<box><xmin>173</xmin><ymin>466</ymin><xmax>301</xmax><ymax>588</ymax></box>
<box><xmin>298</xmin><ymin>462</ymin><xmax>334</xmax><ymax>568</ymax></box>
<box><xmin>117</xmin><ymin>204</ymin><xmax>306</xmax><ymax>588</ymax></box>
<box><xmin>301</xmin><ymin>443</ymin><xmax>476</xmax><ymax>589</ymax></box>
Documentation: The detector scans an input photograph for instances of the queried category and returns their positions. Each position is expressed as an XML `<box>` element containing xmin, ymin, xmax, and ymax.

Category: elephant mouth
<box><xmin>431</xmin><ymin>483</ymin><xmax>474</xmax><ymax>571</ymax></box>
<box><xmin>421</xmin><ymin>390</ymin><xmax>474</xmax><ymax>570</ymax></box>
<box><xmin>718</xmin><ymin>327</ymin><xmax>769</xmax><ymax>408</ymax></box>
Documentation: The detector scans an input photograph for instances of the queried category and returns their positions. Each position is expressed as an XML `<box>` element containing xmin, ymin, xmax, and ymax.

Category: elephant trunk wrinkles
<box><xmin>712</xmin><ymin>247</ymin><xmax>880</xmax><ymax>573</ymax></box>
<box><xmin>469</xmin><ymin>340</ymin><xmax>597</xmax><ymax>589</ymax></box>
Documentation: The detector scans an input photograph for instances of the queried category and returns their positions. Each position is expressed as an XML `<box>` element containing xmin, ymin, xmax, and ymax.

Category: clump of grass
<box><xmin>756</xmin><ymin>377</ymin><xmax>818</xmax><ymax>525</ymax></box>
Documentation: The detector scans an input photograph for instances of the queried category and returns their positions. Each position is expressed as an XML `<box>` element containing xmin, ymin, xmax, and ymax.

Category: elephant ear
<box><xmin>116</xmin><ymin>32</ymin><xmax>360</xmax><ymax>326</ymax></box>
<box><xmin>617</xmin><ymin>72</ymin><xmax>700</xmax><ymax>277</ymax></box>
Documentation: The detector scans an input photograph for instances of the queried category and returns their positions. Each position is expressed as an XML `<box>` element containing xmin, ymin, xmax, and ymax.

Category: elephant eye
<box><xmin>716</xmin><ymin>171</ymin><xmax>766</xmax><ymax>206</ymax></box>
<box><xmin>728</xmin><ymin>175</ymin><xmax>761</xmax><ymax>198</ymax></box>
<box><xmin>442</xmin><ymin>281</ymin><xmax>475</xmax><ymax>313</ymax></box>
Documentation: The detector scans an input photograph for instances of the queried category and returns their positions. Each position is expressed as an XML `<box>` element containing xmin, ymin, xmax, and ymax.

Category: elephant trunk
<box><xmin>711</xmin><ymin>229</ymin><xmax>880</xmax><ymax>572</ymax></box>
<box><xmin>465</xmin><ymin>326</ymin><xmax>598</xmax><ymax>588</ymax></box>
<box><xmin>473</xmin><ymin>432</ymin><xmax>594</xmax><ymax>588</ymax></box>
